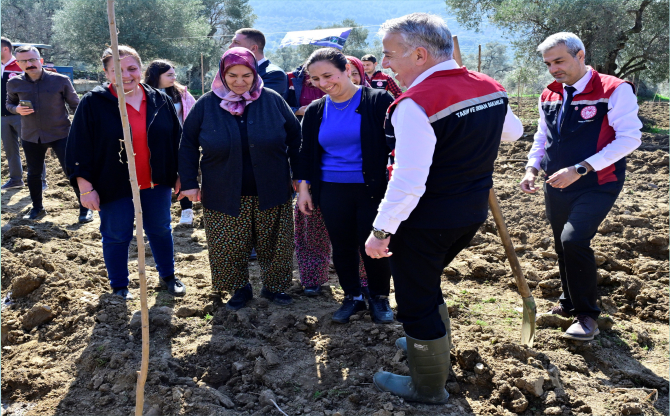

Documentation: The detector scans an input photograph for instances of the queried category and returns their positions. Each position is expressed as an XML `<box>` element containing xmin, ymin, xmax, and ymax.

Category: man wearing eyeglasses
<box><xmin>6</xmin><ymin>45</ymin><xmax>91</xmax><ymax>222</ymax></box>
<box><xmin>1</xmin><ymin>37</ymin><xmax>47</xmax><ymax>191</ymax></box>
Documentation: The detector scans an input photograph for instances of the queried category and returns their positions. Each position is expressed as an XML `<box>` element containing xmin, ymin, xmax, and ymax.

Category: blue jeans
<box><xmin>99</xmin><ymin>185</ymin><xmax>175</xmax><ymax>289</ymax></box>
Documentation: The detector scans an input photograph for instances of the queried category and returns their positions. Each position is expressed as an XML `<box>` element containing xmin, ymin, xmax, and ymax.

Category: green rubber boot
<box><xmin>395</xmin><ymin>302</ymin><xmax>451</xmax><ymax>353</ymax></box>
<box><xmin>374</xmin><ymin>334</ymin><xmax>450</xmax><ymax>404</ymax></box>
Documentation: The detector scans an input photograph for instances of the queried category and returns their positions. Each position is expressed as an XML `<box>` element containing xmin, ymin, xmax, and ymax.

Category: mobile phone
<box><xmin>19</xmin><ymin>100</ymin><xmax>33</xmax><ymax>109</ymax></box>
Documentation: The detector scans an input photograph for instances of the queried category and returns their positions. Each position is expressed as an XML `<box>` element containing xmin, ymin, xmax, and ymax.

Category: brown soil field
<box><xmin>1</xmin><ymin>100</ymin><xmax>668</xmax><ymax>416</ymax></box>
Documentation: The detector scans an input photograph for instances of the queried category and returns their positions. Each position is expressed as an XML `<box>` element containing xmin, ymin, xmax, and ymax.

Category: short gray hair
<box><xmin>14</xmin><ymin>45</ymin><xmax>40</xmax><ymax>56</ymax></box>
<box><xmin>378</xmin><ymin>13</ymin><xmax>453</xmax><ymax>61</ymax></box>
<box><xmin>537</xmin><ymin>32</ymin><xmax>585</xmax><ymax>57</ymax></box>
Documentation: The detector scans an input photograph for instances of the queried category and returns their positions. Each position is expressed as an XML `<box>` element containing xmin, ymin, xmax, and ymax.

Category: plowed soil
<box><xmin>1</xmin><ymin>99</ymin><xmax>668</xmax><ymax>416</ymax></box>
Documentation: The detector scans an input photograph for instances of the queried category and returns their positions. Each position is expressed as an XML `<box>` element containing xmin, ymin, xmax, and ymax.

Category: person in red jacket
<box><xmin>520</xmin><ymin>32</ymin><xmax>641</xmax><ymax>341</ymax></box>
<box><xmin>361</xmin><ymin>54</ymin><xmax>402</xmax><ymax>98</ymax></box>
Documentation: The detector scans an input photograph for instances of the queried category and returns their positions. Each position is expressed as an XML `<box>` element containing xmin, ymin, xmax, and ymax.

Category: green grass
<box><xmin>652</xmin><ymin>94</ymin><xmax>669</xmax><ymax>102</ymax></box>
<box><xmin>475</xmin><ymin>319</ymin><xmax>488</xmax><ymax>326</ymax></box>
<box><xmin>645</xmin><ymin>127</ymin><xmax>670</xmax><ymax>134</ymax></box>
<box><xmin>483</xmin><ymin>297</ymin><xmax>497</xmax><ymax>303</ymax></box>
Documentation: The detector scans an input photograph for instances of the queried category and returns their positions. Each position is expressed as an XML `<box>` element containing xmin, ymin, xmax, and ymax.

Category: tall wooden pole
<box><xmin>106</xmin><ymin>2</ymin><xmax>149</xmax><ymax>415</ymax></box>
<box><xmin>201</xmin><ymin>53</ymin><xmax>205</xmax><ymax>94</ymax></box>
<box><xmin>518</xmin><ymin>75</ymin><xmax>522</xmax><ymax>120</ymax></box>
<box><xmin>478</xmin><ymin>44</ymin><xmax>482</xmax><ymax>72</ymax></box>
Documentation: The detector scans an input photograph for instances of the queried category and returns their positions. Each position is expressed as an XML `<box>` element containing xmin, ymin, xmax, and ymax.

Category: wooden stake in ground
<box><xmin>201</xmin><ymin>53</ymin><xmax>205</xmax><ymax>94</ymax></box>
<box><xmin>452</xmin><ymin>36</ymin><xmax>536</xmax><ymax>347</ymax></box>
<box><xmin>478</xmin><ymin>44</ymin><xmax>481</xmax><ymax>72</ymax></box>
<box><xmin>518</xmin><ymin>79</ymin><xmax>523</xmax><ymax>121</ymax></box>
<box><xmin>105</xmin><ymin>1</ymin><xmax>150</xmax><ymax>415</ymax></box>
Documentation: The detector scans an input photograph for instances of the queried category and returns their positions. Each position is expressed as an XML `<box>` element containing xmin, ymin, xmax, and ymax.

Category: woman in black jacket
<box><xmin>295</xmin><ymin>48</ymin><xmax>394</xmax><ymax>324</ymax></box>
<box><xmin>179</xmin><ymin>47</ymin><xmax>302</xmax><ymax>311</ymax></box>
<box><xmin>66</xmin><ymin>45</ymin><xmax>186</xmax><ymax>300</ymax></box>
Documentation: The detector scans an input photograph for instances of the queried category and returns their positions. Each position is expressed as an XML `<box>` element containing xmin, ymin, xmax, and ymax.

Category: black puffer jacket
<box><xmin>66</xmin><ymin>83</ymin><xmax>181</xmax><ymax>205</ymax></box>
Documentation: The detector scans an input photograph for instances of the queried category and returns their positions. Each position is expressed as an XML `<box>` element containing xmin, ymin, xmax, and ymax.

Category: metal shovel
<box><xmin>488</xmin><ymin>189</ymin><xmax>537</xmax><ymax>347</ymax></box>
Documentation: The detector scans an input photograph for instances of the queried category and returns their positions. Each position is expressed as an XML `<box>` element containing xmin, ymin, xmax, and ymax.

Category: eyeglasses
<box><xmin>17</xmin><ymin>58</ymin><xmax>39</xmax><ymax>64</ymax></box>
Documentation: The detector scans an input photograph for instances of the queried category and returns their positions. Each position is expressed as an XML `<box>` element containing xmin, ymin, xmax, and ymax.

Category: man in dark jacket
<box><xmin>229</xmin><ymin>28</ymin><xmax>287</xmax><ymax>99</ymax></box>
<box><xmin>6</xmin><ymin>45</ymin><xmax>91</xmax><ymax>222</ymax></box>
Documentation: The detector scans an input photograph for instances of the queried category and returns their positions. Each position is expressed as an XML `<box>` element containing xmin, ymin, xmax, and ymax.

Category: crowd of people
<box><xmin>1</xmin><ymin>11</ymin><xmax>641</xmax><ymax>405</ymax></box>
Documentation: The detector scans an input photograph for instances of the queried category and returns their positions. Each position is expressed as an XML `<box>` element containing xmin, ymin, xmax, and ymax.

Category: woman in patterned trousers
<box><xmin>179</xmin><ymin>47</ymin><xmax>302</xmax><ymax>310</ymax></box>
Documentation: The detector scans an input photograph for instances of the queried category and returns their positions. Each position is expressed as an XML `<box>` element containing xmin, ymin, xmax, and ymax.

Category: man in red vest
<box><xmin>520</xmin><ymin>33</ymin><xmax>641</xmax><ymax>341</ymax></box>
<box><xmin>365</xmin><ymin>13</ymin><xmax>523</xmax><ymax>404</ymax></box>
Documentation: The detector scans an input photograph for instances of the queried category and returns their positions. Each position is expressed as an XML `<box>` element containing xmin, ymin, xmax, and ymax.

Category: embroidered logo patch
<box><xmin>377</xmin><ymin>81</ymin><xmax>384</xmax><ymax>87</ymax></box>
<box><xmin>8</xmin><ymin>73</ymin><xmax>18</xmax><ymax>79</ymax></box>
<box><xmin>581</xmin><ymin>105</ymin><xmax>597</xmax><ymax>119</ymax></box>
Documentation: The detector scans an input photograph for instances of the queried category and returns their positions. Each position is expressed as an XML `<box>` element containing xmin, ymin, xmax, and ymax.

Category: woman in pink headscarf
<box><xmin>179</xmin><ymin>47</ymin><xmax>302</xmax><ymax>311</ymax></box>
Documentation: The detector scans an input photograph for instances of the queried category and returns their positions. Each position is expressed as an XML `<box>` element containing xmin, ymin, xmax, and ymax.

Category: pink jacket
<box><xmin>181</xmin><ymin>88</ymin><xmax>196</xmax><ymax>122</ymax></box>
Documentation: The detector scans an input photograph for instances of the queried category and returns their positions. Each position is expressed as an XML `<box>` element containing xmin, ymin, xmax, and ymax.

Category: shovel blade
<box><xmin>521</xmin><ymin>296</ymin><xmax>537</xmax><ymax>347</ymax></box>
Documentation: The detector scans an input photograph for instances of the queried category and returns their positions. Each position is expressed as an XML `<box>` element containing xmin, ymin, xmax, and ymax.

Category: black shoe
<box><xmin>78</xmin><ymin>208</ymin><xmax>94</xmax><ymax>223</ymax></box>
<box><xmin>23</xmin><ymin>207</ymin><xmax>46</xmax><ymax>220</ymax></box>
<box><xmin>112</xmin><ymin>287</ymin><xmax>134</xmax><ymax>300</ymax></box>
<box><xmin>369</xmin><ymin>295</ymin><xmax>394</xmax><ymax>324</ymax></box>
<box><xmin>332</xmin><ymin>295</ymin><xmax>367</xmax><ymax>323</ymax></box>
<box><xmin>303</xmin><ymin>285</ymin><xmax>322</xmax><ymax>297</ymax></box>
<box><xmin>361</xmin><ymin>286</ymin><xmax>371</xmax><ymax>300</ymax></box>
<box><xmin>159</xmin><ymin>275</ymin><xmax>186</xmax><ymax>297</ymax></box>
<box><xmin>260</xmin><ymin>286</ymin><xmax>293</xmax><ymax>306</ymax></box>
<box><xmin>226</xmin><ymin>283</ymin><xmax>253</xmax><ymax>311</ymax></box>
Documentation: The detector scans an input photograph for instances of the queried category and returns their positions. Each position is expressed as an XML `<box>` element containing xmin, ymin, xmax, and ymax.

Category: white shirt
<box><xmin>1</xmin><ymin>56</ymin><xmax>17</xmax><ymax>78</ymax></box>
<box><xmin>373</xmin><ymin>60</ymin><xmax>524</xmax><ymax>233</ymax></box>
<box><xmin>526</xmin><ymin>67</ymin><xmax>642</xmax><ymax>172</ymax></box>
<box><xmin>257</xmin><ymin>57</ymin><xmax>267</xmax><ymax>67</ymax></box>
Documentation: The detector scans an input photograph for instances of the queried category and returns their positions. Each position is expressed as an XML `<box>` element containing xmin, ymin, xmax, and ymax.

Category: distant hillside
<box><xmin>249</xmin><ymin>0</ymin><xmax>508</xmax><ymax>55</ymax></box>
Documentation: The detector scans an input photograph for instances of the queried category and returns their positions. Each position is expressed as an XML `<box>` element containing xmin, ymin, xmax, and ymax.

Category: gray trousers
<box><xmin>1</xmin><ymin>115</ymin><xmax>45</xmax><ymax>183</ymax></box>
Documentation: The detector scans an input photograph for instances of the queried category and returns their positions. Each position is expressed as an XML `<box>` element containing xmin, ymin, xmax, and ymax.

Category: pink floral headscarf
<box><xmin>211</xmin><ymin>47</ymin><xmax>264</xmax><ymax>115</ymax></box>
<box><xmin>346</xmin><ymin>56</ymin><xmax>371</xmax><ymax>87</ymax></box>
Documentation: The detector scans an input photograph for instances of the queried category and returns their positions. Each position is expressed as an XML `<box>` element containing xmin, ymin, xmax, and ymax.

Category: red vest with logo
<box><xmin>385</xmin><ymin>67</ymin><xmax>508</xmax><ymax>229</ymax></box>
<box><xmin>540</xmin><ymin>70</ymin><xmax>633</xmax><ymax>189</ymax></box>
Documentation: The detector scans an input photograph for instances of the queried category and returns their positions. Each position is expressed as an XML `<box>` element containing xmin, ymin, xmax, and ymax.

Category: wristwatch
<box><xmin>372</xmin><ymin>227</ymin><xmax>392</xmax><ymax>239</ymax></box>
<box><xmin>574</xmin><ymin>163</ymin><xmax>588</xmax><ymax>176</ymax></box>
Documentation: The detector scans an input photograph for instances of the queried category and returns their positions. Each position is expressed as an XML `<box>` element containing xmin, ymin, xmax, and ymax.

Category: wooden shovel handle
<box><xmin>488</xmin><ymin>188</ymin><xmax>532</xmax><ymax>298</ymax></box>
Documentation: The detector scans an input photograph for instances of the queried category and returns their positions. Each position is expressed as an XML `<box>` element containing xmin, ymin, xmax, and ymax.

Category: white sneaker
<box><xmin>179</xmin><ymin>209</ymin><xmax>194</xmax><ymax>225</ymax></box>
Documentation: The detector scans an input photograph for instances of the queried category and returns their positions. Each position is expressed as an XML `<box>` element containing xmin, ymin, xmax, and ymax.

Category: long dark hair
<box><xmin>143</xmin><ymin>59</ymin><xmax>185</xmax><ymax>104</ymax></box>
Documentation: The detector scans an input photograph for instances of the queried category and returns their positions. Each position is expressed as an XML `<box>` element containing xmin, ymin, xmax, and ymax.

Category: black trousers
<box><xmin>22</xmin><ymin>138</ymin><xmax>83</xmax><ymax>211</ymax></box>
<box><xmin>389</xmin><ymin>222</ymin><xmax>481</xmax><ymax>340</ymax></box>
<box><xmin>319</xmin><ymin>182</ymin><xmax>391</xmax><ymax>298</ymax></box>
<box><xmin>544</xmin><ymin>181</ymin><xmax>622</xmax><ymax>319</ymax></box>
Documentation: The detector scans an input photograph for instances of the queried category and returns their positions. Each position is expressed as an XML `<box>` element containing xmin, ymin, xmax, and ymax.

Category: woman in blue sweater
<box><xmin>295</xmin><ymin>48</ymin><xmax>394</xmax><ymax>324</ymax></box>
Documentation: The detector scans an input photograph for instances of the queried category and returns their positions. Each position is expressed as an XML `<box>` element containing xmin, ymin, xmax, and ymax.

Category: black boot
<box><xmin>396</xmin><ymin>302</ymin><xmax>451</xmax><ymax>353</ymax></box>
<box><xmin>374</xmin><ymin>333</ymin><xmax>450</xmax><ymax>404</ymax></box>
